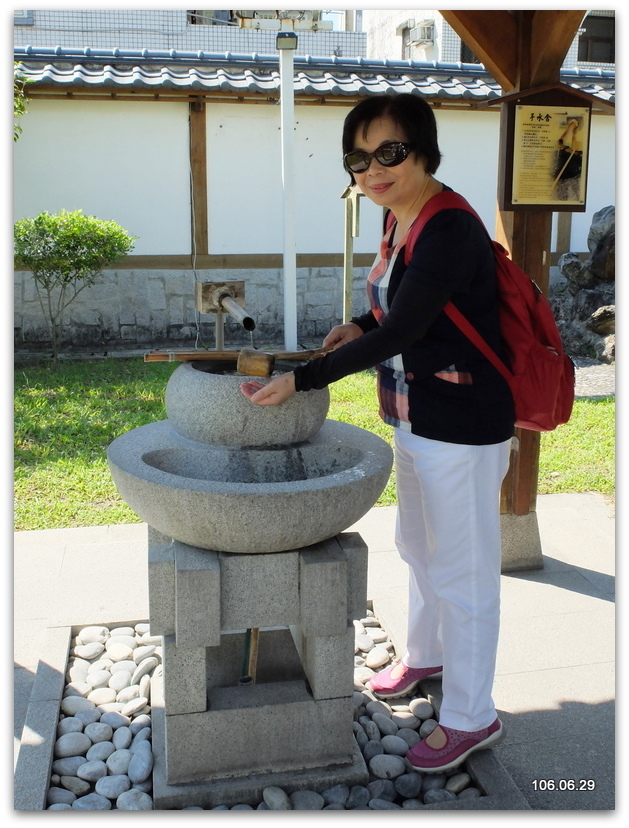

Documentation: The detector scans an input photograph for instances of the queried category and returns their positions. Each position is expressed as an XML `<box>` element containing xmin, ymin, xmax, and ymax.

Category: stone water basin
<box><xmin>107</xmin><ymin>418</ymin><xmax>393</xmax><ymax>554</ymax></box>
<box><xmin>164</xmin><ymin>360</ymin><xmax>330</xmax><ymax>447</ymax></box>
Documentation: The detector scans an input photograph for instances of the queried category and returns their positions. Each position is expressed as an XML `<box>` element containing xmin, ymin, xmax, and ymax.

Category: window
<box><xmin>14</xmin><ymin>10</ymin><xmax>34</xmax><ymax>26</ymax></box>
<box><xmin>188</xmin><ymin>11</ymin><xmax>233</xmax><ymax>26</ymax></box>
<box><xmin>460</xmin><ymin>42</ymin><xmax>481</xmax><ymax>64</ymax></box>
<box><xmin>578</xmin><ymin>13</ymin><xmax>614</xmax><ymax>64</ymax></box>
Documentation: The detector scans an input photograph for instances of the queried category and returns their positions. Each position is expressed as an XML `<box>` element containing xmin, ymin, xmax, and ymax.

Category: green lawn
<box><xmin>13</xmin><ymin>358</ymin><xmax>614</xmax><ymax>531</ymax></box>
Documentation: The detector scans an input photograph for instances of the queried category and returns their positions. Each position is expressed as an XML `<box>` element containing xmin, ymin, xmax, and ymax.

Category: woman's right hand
<box><xmin>322</xmin><ymin>322</ymin><xmax>364</xmax><ymax>351</ymax></box>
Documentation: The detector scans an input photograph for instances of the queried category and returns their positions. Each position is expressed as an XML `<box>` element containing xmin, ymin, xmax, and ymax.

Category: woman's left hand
<box><xmin>240</xmin><ymin>372</ymin><xmax>296</xmax><ymax>406</ymax></box>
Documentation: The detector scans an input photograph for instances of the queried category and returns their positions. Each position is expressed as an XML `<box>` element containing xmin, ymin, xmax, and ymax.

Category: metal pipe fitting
<box><xmin>218</xmin><ymin>293</ymin><xmax>256</xmax><ymax>331</ymax></box>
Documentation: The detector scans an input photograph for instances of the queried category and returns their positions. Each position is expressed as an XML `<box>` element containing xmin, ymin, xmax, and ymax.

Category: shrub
<box><xmin>14</xmin><ymin>210</ymin><xmax>136</xmax><ymax>359</ymax></box>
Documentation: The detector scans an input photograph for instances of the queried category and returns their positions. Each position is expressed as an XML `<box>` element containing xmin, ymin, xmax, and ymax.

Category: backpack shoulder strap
<box><xmin>404</xmin><ymin>190</ymin><xmax>486</xmax><ymax>265</ymax></box>
<box><xmin>402</xmin><ymin>190</ymin><xmax>513</xmax><ymax>381</ymax></box>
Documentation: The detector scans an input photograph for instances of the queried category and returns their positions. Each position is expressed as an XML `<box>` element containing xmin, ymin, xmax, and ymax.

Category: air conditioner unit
<box><xmin>409</xmin><ymin>22</ymin><xmax>434</xmax><ymax>45</ymax></box>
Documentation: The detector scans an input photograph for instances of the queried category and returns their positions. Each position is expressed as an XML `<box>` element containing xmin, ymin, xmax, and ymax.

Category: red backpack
<box><xmin>389</xmin><ymin>191</ymin><xmax>575</xmax><ymax>432</ymax></box>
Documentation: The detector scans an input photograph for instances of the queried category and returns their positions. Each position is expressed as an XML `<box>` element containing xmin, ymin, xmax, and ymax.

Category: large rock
<box><xmin>551</xmin><ymin>206</ymin><xmax>615</xmax><ymax>362</ymax></box>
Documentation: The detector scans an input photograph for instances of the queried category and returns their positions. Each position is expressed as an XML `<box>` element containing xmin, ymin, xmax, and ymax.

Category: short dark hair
<box><xmin>342</xmin><ymin>93</ymin><xmax>442</xmax><ymax>183</ymax></box>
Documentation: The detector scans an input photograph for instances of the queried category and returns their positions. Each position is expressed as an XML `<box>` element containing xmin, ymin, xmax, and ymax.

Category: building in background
<box><xmin>13</xmin><ymin>10</ymin><xmax>614</xmax><ymax>353</ymax></box>
<box><xmin>359</xmin><ymin>9</ymin><xmax>614</xmax><ymax>71</ymax></box>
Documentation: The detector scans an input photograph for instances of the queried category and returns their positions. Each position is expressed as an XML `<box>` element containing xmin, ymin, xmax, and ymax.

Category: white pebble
<box><xmin>106</xmin><ymin>643</ymin><xmax>135</xmax><ymax>662</ymax></box>
<box><xmin>133</xmin><ymin>645</ymin><xmax>156</xmax><ymax>664</ymax></box>
<box><xmin>100</xmin><ymin>711</ymin><xmax>131</xmax><ymax>729</ymax></box>
<box><xmin>372</xmin><ymin>712</ymin><xmax>398</xmax><ymax>736</ymax></box>
<box><xmin>263</xmin><ymin>786</ymin><xmax>292</xmax><ymax>810</ymax></box>
<box><xmin>57</xmin><ymin>717</ymin><xmax>83</xmax><ymax>736</ymax></box>
<box><xmin>107</xmin><ymin>748</ymin><xmax>133</xmax><ymax>775</ymax></box>
<box><xmin>66</xmin><ymin>659</ymin><xmax>90</xmax><ymax>682</ymax></box>
<box><xmin>86</xmin><ymin>741</ymin><xmax>116</xmax><ymax>762</ymax></box>
<box><xmin>113</xmin><ymin>726</ymin><xmax>133</xmax><ymax>750</ymax></box>
<box><xmin>76</xmin><ymin>760</ymin><xmax>108</xmax><ymax>782</ymax></box>
<box><xmin>47</xmin><ymin>787</ymin><xmax>76</xmax><ymax>806</ymax></box>
<box><xmin>64</xmin><ymin>682</ymin><xmax>91</xmax><ymax>698</ymax></box>
<box><xmin>97</xmin><ymin>702</ymin><xmax>126</xmax><ymax>714</ymax></box>
<box><xmin>356</xmin><ymin>634</ymin><xmax>375</xmax><ymax>653</ymax></box>
<box><xmin>409</xmin><ymin>697</ymin><xmax>434</xmax><ymax>720</ymax></box>
<box><xmin>140</xmin><ymin>675</ymin><xmax>151</xmax><ymax>699</ymax></box>
<box><xmin>73</xmin><ymin>643</ymin><xmax>105</xmax><ymax>660</ymax></box>
<box><xmin>110</xmin><ymin>626</ymin><xmax>136</xmax><ymax>637</ymax></box>
<box><xmin>77</xmin><ymin>626</ymin><xmax>109</xmax><ymax>645</ymax></box>
<box><xmin>52</xmin><ymin>756</ymin><xmax>87</xmax><ymax>776</ymax></box>
<box><xmin>74</xmin><ymin>708</ymin><xmax>101</xmax><ymax>726</ymax></box>
<box><xmin>60</xmin><ymin>696</ymin><xmax>96</xmax><ymax>717</ymax></box>
<box><xmin>365</xmin><ymin>646</ymin><xmax>391</xmax><ymax>670</ymax></box>
<box><xmin>95</xmin><ymin>774</ymin><xmax>131</xmax><ymax>800</ymax></box>
<box><xmin>84</xmin><ymin>721</ymin><xmax>113</xmax><ymax>743</ymax></box>
<box><xmin>391</xmin><ymin>711</ymin><xmax>421</xmax><ymax>730</ymax></box>
<box><xmin>117</xmin><ymin>685</ymin><xmax>141</xmax><ymax>704</ymax></box>
<box><xmin>111</xmin><ymin>660</ymin><xmax>137</xmax><ymax>674</ymax></box>
<box><xmin>380</xmin><ymin>734</ymin><xmax>410</xmax><ymax>756</ymax></box>
<box><xmin>128</xmin><ymin>741</ymin><xmax>154</xmax><ymax>783</ymax></box>
<box><xmin>72</xmin><ymin>792</ymin><xmax>112</xmax><ymax>810</ymax></box>
<box><xmin>60</xmin><ymin>776</ymin><xmax>91</xmax><ymax>797</ymax></box>
<box><xmin>86</xmin><ymin>670</ymin><xmax>112</xmax><ymax>690</ymax></box>
<box><xmin>419</xmin><ymin>718</ymin><xmax>439</xmax><ymax>738</ymax></box>
<box><xmin>109</xmin><ymin>671</ymin><xmax>132</xmax><ymax>693</ymax></box>
<box><xmin>117</xmin><ymin>789</ymin><xmax>153</xmax><ymax>810</ymax></box>
<box><xmin>108</xmin><ymin>634</ymin><xmax>137</xmax><ymax>650</ymax></box>
<box><xmin>366</xmin><ymin>700</ymin><xmax>393</xmax><ymax>718</ymax></box>
<box><xmin>88</xmin><ymin>658</ymin><xmax>114</xmax><ymax>673</ymax></box>
<box><xmin>369</xmin><ymin>753</ymin><xmax>407</xmax><ymax>779</ymax></box>
<box><xmin>87</xmin><ymin>688</ymin><xmax>117</xmax><ymax>706</ymax></box>
<box><xmin>131</xmin><ymin>657</ymin><xmax>158</xmax><ymax>685</ymax></box>
<box><xmin>55</xmin><ymin>732</ymin><xmax>92</xmax><ymax>758</ymax></box>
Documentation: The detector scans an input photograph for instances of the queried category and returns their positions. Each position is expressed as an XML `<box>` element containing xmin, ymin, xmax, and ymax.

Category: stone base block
<box><xmin>147</xmin><ymin>527</ymin><xmax>175</xmax><ymax>637</ymax></box>
<box><xmin>151</xmin><ymin>671</ymin><xmax>368</xmax><ymax>808</ymax></box>
<box><xmin>162</xmin><ymin>680</ymin><xmax>355</xmax><ymax>785</ymax></box>
<box><xmin>500</xmin><ymin>512</ymin><xmax>544</xmax><ymax>572</ymax></box>
<box><xmin>289</xmin><ymin>623</ymin><xmax>355</xmax><ymax>700</ymax></box>
<box><xmin>219</xmin><ymin>550</ymin><xmax>300</xmax><ymax>630</ymax></box>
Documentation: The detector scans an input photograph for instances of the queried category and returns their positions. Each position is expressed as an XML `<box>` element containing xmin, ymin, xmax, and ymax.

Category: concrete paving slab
<box><xmin>13</xmin><ymin>492</ymin><xmax>615</xmax><ymax>810</ymax></box>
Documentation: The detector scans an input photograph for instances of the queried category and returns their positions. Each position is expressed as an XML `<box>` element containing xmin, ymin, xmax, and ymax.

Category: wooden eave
<box><xmin>440</xmin><ymin>10</ymin><xmax>588</xmax><ymax>91</ymax></box>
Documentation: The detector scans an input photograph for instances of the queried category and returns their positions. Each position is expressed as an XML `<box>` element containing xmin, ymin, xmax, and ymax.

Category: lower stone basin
<box><xmin>108</xmin><ymin>419</ymin><xmax>393</xmax><ymax>554</ymax></box>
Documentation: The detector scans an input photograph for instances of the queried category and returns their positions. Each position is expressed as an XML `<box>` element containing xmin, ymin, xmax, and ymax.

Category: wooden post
<box><xmin>189</xmin><ymin>100</ymin><xmax>208</xmax><ymax>257</ymax></box>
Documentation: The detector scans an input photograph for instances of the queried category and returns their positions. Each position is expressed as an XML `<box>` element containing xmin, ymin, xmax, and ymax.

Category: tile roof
<box><xmin>14</xmin><ymin>47</ymin><xmax>615</xmax><ymax>107</ymax></box>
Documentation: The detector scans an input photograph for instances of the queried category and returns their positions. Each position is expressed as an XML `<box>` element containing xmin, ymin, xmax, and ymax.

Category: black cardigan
<box><xmin>293</xmin><ymin>197</ymin><xmax>515</xmax><ymax>446</ymax></box>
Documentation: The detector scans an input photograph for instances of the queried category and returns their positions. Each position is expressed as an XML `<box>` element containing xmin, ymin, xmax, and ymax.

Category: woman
<box><xmin>241</xmin><ymin>93</ymin><xmax>515</xmax><ymax>773</ymax></box>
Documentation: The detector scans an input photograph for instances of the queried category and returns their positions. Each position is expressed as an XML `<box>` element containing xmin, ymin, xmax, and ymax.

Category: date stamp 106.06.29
<box><xmin>532</xmin><ymin>779</ymin><xmax>596</xmax><ymax>792</ymax></box>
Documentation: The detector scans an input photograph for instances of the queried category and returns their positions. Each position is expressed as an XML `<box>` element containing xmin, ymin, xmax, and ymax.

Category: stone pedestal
<box><xmin>147</xmin><ymin>527</ymin><xmax>370</xmax><ymax>807</ymax></box>
<box><xmin>500</xmin><ymin>512</ymin><xmax>544</xmax><ymax>571</ymax></box>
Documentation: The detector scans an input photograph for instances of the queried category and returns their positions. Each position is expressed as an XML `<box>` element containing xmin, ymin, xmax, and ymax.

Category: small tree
<box><xmin>14</xmin><ymin>210</ymin><xmax>137</xmax><ymax>359</ymax></box>
<box><xmin>14</xmin><ymin>63</ymin><xmax>32</xmax><ymax>142</ymax></box>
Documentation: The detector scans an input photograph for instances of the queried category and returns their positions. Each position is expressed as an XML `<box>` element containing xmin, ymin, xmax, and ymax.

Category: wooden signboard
<box><xmin>498</xmin><ymin>89</ymin><xmax>592</xmax><ymax>212</ymax></box>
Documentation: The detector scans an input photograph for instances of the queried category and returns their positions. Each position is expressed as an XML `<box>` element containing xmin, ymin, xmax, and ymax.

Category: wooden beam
<box><xmin>530</xmin><ymin>10</ymin><xmax>587</xmax><ymax>86</ymax></box>
<box><xmin>440</xmin><ymin>10</ymin><xmax>518</xmax><ymax>90</ymax></box>
<box><xmin>189</xmin><ymin>100</ymin><xmax>208</xmax><ymax>256</ymax></box>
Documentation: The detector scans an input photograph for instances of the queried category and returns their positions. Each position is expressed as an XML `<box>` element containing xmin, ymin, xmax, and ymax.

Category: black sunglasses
<box><xmin>343</xmin><ymin>141</ymin><xmax>414</xmax><ymax>174</ymax></box>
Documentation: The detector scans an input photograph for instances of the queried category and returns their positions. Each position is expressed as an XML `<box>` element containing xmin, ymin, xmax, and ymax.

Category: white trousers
<box><xmin>394</xmin><ymin>428</ymin><xmax>512</xmax><ymax>732</ymax></box>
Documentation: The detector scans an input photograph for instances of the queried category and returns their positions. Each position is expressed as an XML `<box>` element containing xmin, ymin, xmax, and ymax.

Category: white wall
<box><xmin>207</xmin><ymin>102</ymin><xmax>376</xmax><ymax>255</ymax></box>
<box><xmin>13</xmin><ymin>99</ymin><xmax>191</xmax><ymax>255</ymax></box>
<box><xmin>14</xmin><ymin>97</ymin><xmax>614</xmax><ymax>259</ymax></box>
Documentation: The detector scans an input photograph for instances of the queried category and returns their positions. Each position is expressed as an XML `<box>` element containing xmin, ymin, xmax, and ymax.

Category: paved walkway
<box><xmin>14</xmin><ymin>491</ymin><xmax>614</xmax><ymax>810</ymax></box>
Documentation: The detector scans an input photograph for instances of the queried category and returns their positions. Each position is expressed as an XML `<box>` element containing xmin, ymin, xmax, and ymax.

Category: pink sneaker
<box><xmin>367</xmin><ymin>661</ymin><xmax>443</xmax><ymax>699</ymax></box>
<box><xmin>406</xmin><ymin>718</ymin><xmax>504</xmax><ymax>773</ymax></box>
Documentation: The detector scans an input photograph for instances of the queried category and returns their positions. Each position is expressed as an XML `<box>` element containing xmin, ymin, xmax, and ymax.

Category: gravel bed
<box><xmin>47</xmin><ymin>616</ymin><xmax>484</xmax><ymax>810</ymax></box>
